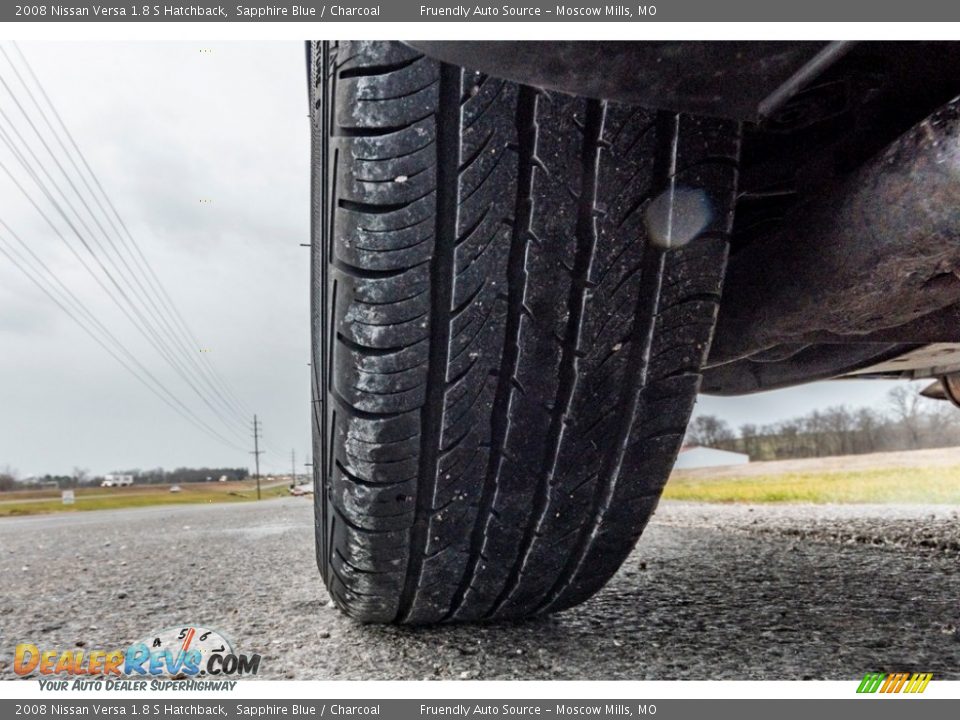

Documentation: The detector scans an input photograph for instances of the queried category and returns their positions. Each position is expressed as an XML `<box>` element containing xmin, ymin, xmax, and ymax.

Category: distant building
<box><xmin>101</xmin><ymin>474</ymin><xmax>134</xmax><ymax>487</ymax></box>
<box><xmin>674</xmin><ymin>445</ymin><xmax>750</xmax><ymax>469</ymax></box>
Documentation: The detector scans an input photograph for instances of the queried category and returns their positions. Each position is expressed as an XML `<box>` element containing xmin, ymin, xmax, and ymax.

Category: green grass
<box><xmin>663</xmin><ymin>465</ymin><xmax>960</xmax><ymax>504</ymax></box>
<box><xmin>0</xmin><ymin>482</ymin><xmax>290</xmax><ymax>517</ymax></box>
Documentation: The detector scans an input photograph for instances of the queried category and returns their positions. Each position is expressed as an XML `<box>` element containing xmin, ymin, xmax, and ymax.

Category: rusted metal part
<box><xmin>843</xmin><ymin>343</ymin><xmax>960</xmax><ymax>379</ymax></box>
<box><xmin>710</xmin><ymin>96</ymin><xmax>960</xmax><ymax>367</ymax></box>
<box><xmin>919</xmin><ymin>374</ymin><xmax>960</xmax><ymax>407</ymax></box>
<box><xmin>704</xmin><ymin>276</ymin><xmax>960</xmax><ymax>396</ymax></box>
<box><xmin>700</xmin><ymin>343</ymin><xmax>916</xmax><ymax>395</ymax></box>
<box><xmin>779</xmin><ymin>302</ymin><xmax>960</xmax><ymax>345</ymax></box>
<box><xmin>920</xmin><ymin>379</ymin><xmax>948</xmax><ymax>401</ymax></box>
<box><xmin>942</xmin><ymin>374</ymin><xmax>960</xmax><ymax>408</ymax></box>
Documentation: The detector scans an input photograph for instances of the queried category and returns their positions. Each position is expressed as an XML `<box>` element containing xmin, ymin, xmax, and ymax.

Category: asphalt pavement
<box><xmin>0</xmin><ymin>498</ymin><xmax>957</xmax><ymax>680</ymax></box>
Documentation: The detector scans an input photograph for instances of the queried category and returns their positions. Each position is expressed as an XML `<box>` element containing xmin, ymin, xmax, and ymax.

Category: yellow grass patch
<box><xmin>664</xmin><ymin>465</ymin><xmax>960</xmax><ymax>503</ymax></box>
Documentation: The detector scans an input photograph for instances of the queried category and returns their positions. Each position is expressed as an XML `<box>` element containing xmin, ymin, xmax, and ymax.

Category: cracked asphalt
<box><xmin>1</xmin><ymin>498</ymin><xmax>957</xmax><ymax>680</ymax></box>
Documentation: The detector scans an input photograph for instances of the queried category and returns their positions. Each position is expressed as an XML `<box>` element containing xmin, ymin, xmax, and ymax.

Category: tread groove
<box><xmin>395</xmin><ymin>62</ymin><xmax>462</xmax><ymax>623</ymax></box>
<box><xmin>338</xmin><ymin>54</ymin><xmax>424</xmax><ymax>79</ymax></box>
<box><xmin>537</xmin><ymin>112</ymin><xmax>677</xmax><ymax>613</ymax></box>
<box><xmin>444</xmin><ymin>86</ymin><xmax>539</xmax><ymax>621</ymax></box>
<box><xmin>314</xmin><ymin>41</ymin><xmax>331</xmax><ymax>588</ymax></box>
<box><xmin>487</xmin><ymin>98</ymin><xmax>608</xmax><ymax>618</ymax></box>
<box><xmin>333</xmin><ymin>257</ymin><xmax>429</xmax><ymax>280</ymax></box>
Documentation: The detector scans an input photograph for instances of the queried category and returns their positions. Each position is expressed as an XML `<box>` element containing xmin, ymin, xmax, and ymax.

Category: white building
<box><xmin>101</xmin><ymin>474</ymin><xmax>134</xmax><ymax>487</ymax></box>
<box><xmin>674</xmin><ymin>446</ymin><xmax>750</xmax><ymax>469</ymax></box>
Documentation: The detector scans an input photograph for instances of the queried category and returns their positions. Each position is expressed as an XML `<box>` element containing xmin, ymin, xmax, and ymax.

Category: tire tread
<box><xmin>310</xmin><ymin>40</ymin><xmax>740</xmax><ymax>624</ymax></box>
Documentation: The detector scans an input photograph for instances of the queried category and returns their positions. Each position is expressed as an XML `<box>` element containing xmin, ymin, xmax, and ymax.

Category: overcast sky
<box><xmin>0</xmin><ymin>42</ymin><xmax>310</xmax><ymax>477</ymax></box>
<box><xmin>0</xmin><ymin>41</ymin><xmax>921</xmax><ymax>478</ymax></box>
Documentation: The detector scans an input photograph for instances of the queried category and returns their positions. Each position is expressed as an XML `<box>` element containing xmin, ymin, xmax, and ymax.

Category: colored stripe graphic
<box><xmin>857</xmin><ymin>672</ymin><xmax>932</xmax><ymax>694</ymax></box>
<box><xmin>857</xmin><ymin>672</ymin><xmax>886</xmax><ymax>693</ymax></box>
<box><xmin>905</xmin><ymin>673</ymin><xmax>933</xmax><ymax>694</ymax></box>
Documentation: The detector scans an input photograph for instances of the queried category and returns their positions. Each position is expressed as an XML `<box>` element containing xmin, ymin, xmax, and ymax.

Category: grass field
<box><xmin>664</xmin><ymin>463</ymin><xmax>960</xmax><ymax>503</ymax></box>
<box><xmin>6</xmin><ymin>448</ymin><xmax>960</xmax><ymax>515</ymax></box>
<box><xmin>0</xmin><ymin>481</ymin><xmax>291</xmax><ymax>517</ymax></box>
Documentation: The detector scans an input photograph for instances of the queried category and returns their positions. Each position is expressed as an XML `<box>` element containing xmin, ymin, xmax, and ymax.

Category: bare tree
<box><xmin>72</xmin><ymin>467</ymin><xmax>90</xmax><ymax>488</ymax></box>
<box><xmin>739</xmin><ymin>423</ymin><xmax>761</xmax><ymax>459</ymax></box>
<box><xmin>0</xmin><ymin>465</ymin><xmax>17</xmax><ymax>492</ymax></box>
<box><xmin>853</xmin><ymin>407</ymin><xmax>883</xmax><ymax>454</ymax></box>
<box><xmin>687</xmin><ymin>415</ymin><xmax>735</xmax><ymax>448</ymax></box>
<box><xmin>821</xmin><ymin>406</ymin><xmax>855</xmax><ymax>456</ymax></box>
<box><xmin>887</xmin><ymin>386</ymin><xmax>925</xmax><ymax>449</ymax></box>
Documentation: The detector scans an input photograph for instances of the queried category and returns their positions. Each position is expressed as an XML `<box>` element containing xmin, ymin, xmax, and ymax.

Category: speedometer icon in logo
<box><xmin>130</xmin><ymin>626</ymin><xmax>234</xmax><ymax>677</ymax></box>
<box><xmin>153</xmin><ymin>627</ymin><xmax>232</xmax><ymax>662</ymax></box>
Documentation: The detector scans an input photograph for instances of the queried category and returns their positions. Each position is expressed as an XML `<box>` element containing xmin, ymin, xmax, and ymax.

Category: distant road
<box><xmin>1</xmin><ymin>499</ymin><xmax>957</xmax><ymax>680</ymax></box>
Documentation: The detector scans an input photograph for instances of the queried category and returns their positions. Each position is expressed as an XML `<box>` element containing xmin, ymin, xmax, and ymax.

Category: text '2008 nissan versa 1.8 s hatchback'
<box><xmin>307</xmin><ymin>40</ymin><xmax>960</xmax><ymax>623</ymax></box>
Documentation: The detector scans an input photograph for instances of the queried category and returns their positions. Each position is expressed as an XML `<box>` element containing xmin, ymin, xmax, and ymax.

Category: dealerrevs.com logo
<box><xmin>857</xmin><ymin>672</ymin><xmax>933</xmax><ymax>694</ymax></box>
<box><xmin>14</xmin><ymin>626</ymin><xmax>261</xmax><ymax>691</ymax></box>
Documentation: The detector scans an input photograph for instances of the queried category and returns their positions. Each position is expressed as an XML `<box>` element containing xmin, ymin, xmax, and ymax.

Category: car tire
<box><xmin>309</xmin><ymin>40</ymin><xmax>740</xmax><ymax>623</ymax></box>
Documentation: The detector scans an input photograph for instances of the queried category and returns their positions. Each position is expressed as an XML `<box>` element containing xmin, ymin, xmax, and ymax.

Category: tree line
<box><xmin>687</xmin><ymin>386</ymin><xmax>960</xmax><ymax>461</ymax></box>
<box><xmin>0</xmin><ymin>466</ymin><xmax>250</xmax><ymax>490</ymax></box>
<box><xmin>108</xmin><ymin>467</ymin><xmax>250</xmax><ymax>485</ymax></box>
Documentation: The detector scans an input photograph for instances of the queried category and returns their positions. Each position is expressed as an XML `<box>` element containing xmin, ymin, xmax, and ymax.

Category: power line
<box><xmin>0</xmin><ymin>80</ymin><xmax>252</xmax><ymax>439</ymax></box>
<box><xmin>0</xmin><ymin>48</ymin><xmax>258</xmax><ymax>448</ymax></box>
<box><xmin>8</xmin><ymin>42</ymin><xmax>257</xmax><ymax>426</ymax></box>
<box><xmin>0</xmin><ymin>223</ymin><xmax>247</xmax><ymax>452</ymax></box>
<box><xmin>0</xmin><ymin>138</ymin><xmax>251</xmax><ymax>448</ymax></box>
<box><xmin>0</xmin><ymin>43</ymin><xmax>293</xmax><ymax>465</ymax></box>
<box><xmin>0</xmin><ymin>52</ymin><xmax>253</xmax><ymax>434</ymax></box>
<box><xmin>0</xmin><ymin>44</ymin><xmax>254</xmax><ymax>415</ymax></box>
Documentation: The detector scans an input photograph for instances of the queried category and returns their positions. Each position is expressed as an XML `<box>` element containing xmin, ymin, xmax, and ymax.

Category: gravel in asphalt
<box><xmin>0</xmin><ymin>498</ymin><xmax>957</xmax><ymax>680</ymax></box>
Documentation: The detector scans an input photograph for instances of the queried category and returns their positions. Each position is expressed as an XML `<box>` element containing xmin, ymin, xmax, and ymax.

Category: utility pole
<box><xmin>251</xmin><ymin>414</ymin><xmax>263</xmax><ymax>500</ymax></box>
<box><xmin>291</xmin><ymin>448</ymin><xmax>297</xmax><ymax>486</ymax></box>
